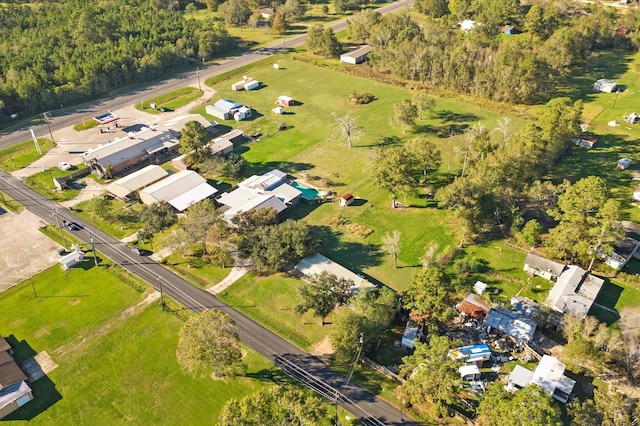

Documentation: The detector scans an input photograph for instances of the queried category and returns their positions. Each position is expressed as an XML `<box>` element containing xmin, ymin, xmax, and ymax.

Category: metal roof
<box><xmin>140</xmin><ymin>170</ymin><xmax>217</xmax><ymax>212</ymax></box>
<box><xmin>295</xmin><ymin>253</ymin><xmax>375</xmax><ymax>295</ymax></box>
<box><xmin>106</xmin><ymin>165</ymin><xmax>169</xmax><ymax>198</ymax></box>
<box><xmin>484</xmin><ymin>307</ymin><xmax>537</xmax><ymax>342</ymax></box>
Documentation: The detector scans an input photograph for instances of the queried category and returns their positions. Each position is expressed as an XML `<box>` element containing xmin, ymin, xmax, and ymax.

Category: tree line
<box><xmin>346</xmin><ymin>4</ymin><xmax>640</xmax><ymax>105</ymax></box>
<box><xmin>0</xmin><ymin>0</ymin><xmax>235</xmax><ymax>116</ymax></box>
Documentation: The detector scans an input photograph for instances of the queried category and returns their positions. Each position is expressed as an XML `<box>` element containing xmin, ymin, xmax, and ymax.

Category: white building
<box><xmin>106</xmin><ymin>165</ymin><xmax>169</xmax><ymax>199</ymax></box>
<box><xmin>506</xmin><ymin>355</ymin><xmax>575</xmax><ymax>403</ymax></box>
<box><xmin>295</xmin><ymin>253</ymin><xmax>376</xmax><ymax>296</ymax></box>
<box><xmin>139</xmin><ymin>170</ymin><xmax>217</xmax><ymax>212</ymax></box>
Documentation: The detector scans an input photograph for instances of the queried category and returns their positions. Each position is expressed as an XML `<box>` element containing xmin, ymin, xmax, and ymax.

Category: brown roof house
<box><xmin>457</xmin><ymin>293</ymin><xmax>492</xmax><ymax>320</ymax></box>
<box><xmin>0</xmin><ymin>336</ymin><xmax>33</xmax><ymax>419</ymax></box>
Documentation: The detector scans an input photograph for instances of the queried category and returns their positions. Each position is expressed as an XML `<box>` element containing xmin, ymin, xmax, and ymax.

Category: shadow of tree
<box><xmin>315</xmin><ymin>225</ymin><xmax>384</xmax><ymax>271</ymax></box>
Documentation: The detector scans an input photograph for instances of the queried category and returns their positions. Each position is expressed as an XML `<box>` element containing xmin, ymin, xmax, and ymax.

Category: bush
<box><xmin>453</xmin><ymin>256</ymin><xmax>489</xmax><ymax>276</ymax></box>
<box><xmin>347</xmin><ymin>90</ymin><xmax>375</xmax><ymax>105</ymax></box>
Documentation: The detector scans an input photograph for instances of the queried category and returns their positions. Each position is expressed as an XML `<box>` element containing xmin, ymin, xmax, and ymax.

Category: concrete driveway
<box><xmin>0</xmin><ymin>208</ymin><xmax>61</xmax><ymax>292</ymax></box>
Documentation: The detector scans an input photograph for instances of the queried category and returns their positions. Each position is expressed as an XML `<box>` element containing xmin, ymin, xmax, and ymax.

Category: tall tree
<box><xmin>218</xmin><ymin>0</ymin><xmax>252</xmax><ymax>26</ymax></box>
<box><xmin>414</xmin><ymin>0</ymin><xmax>449</xmax><ymax>18</ymax></box>
<box><xmin>347</xmin><ymin>9</ymin><xmax>381</xmax><ymax>44</ymax></box>
<box><xmin>306</xmin><ymin>25</ymin><xmax>341</xmax><ymax>57</ymax></box>
<box><xmin>405</xmin><ymin>137</ymin><xmax>442</xmax><ymax>181</ymax></box>
<box><xmin>179</xmin><ymin>120</ymin><xmax>211</xmax><ymax>163</ymax></box>
<box><xmin>280</xmin><ymin>0</ymin><xmax>307</xmax><ymax>22</ymax></box>
<box><xmin>382</xmin><ymin>230</ymin><xmax>401</xmax><ymax>268</ymax></box>
<box><xmin>412</xmin><ymin>91</ymin><xmax>436</xmax><ymax>120</ymax></box>
<box><xmin>271</xmin><ymin>12</ymin><xmax>286</xmax><ymax>35</ymax></box>
<box><xmin>231</xmin><ymin>207</ymin><xmax>278</xmax><ymax>235</ymax></box>
<box><xmin>218</xmin><ymin>386</ymin><xmax>327</xmax><ymax>425</ymax></box>
<box><xmin>391</xmin><ymin>100</ymin><xmax>418</xmax><ymax>134</ymax></box>
<box><xmin>476</xmin><ymin>384</ymin><xmax>562</xmax><ymax>426</ymax></box>
<box><xmin>176</xmin><ymin>309</ymin><xmax>246</xmax><ymax>378</ymax></box>
<box><xmin>370</xmin><ymin>146</ymin><xmax>418</xmax><ymax>208</ymax></box>
<box><xmin>398</xmin><ymin>336</ymin><xmax>460</xmax><ymax>418</ymax></box>
<box><xmin>140</xmin><ymin>201</ymin><xmax>177</xmax><ymax>233</ymax></box>
<box><xmin>295</xmin><ymin>271</ymin><xmax>353</xmax><ymax>325</ymax></box>
<box><xmin>332</xmin><ymin>112</ymin><xmax>362</xmax><ymax>149</ymax></box>
<box><xmin>182</xmin><ymin>199</ymin><xmax>219</xmax><ymax>255</ymax></box>
<box><xmin>402</xmin><ymin>266</ymin><xmax>454</xmax><ymax>324</ymax></box>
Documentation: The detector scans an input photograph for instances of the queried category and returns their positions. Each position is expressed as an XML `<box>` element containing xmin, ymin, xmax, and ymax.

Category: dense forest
<box><xmin>0</xmin><ymin>0</ymin><xmax>235</xmax><ymax>116</ymax></box>
<box><xmin>348</xmin><ymin>2</ymin><xmax>640</xmax><ymax>104</ymax></box>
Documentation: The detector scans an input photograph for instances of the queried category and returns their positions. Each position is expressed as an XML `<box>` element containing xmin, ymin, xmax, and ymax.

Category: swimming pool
<box><xmin>290</xmin><ymin>181</ymin><xmax>319</xmax><ymax>201</ymax></box>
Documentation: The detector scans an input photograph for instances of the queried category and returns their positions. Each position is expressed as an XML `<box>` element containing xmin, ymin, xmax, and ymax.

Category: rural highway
<box><xmin>0</xmin><ymin>169</ymin><xmax>420</xmax><ymax>425</ymax></box>
<box><xmin>0</xmin><ymin>0</ymin><xmax>413</xmax><ymax>150</ymax></box>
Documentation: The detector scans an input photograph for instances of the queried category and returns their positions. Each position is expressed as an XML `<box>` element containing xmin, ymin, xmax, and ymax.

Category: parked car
<box><xmin>58</xmin><ymin>162</ymin><xmax>72</xmax><ymax>170</ymax></box>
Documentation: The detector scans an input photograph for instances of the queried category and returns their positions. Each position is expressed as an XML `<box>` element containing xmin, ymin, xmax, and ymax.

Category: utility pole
<box><xmin>196</xmin><ymin>67</ymin><xmax>202</xmax><ymax>91</ymax></box>
<box><xmin>42</xmin><ymin>112</ymin><xmax>55</xmax><ymax>143</ymax></box>
<box><xmin>335</xmin><ymin>333</ymin><xmax>364</xmax><ymax>425</ymax></box>
<box><xmin>158</xmin><ymin>276</ymin><xmax>166</xmax><ymax>311</ymax></box>
<box><xmin>90</xmin><ymin>231</ymin><xmax>98</xmax><ymax>267</ymax></box>
<box><xmin>52</xmin><ymin>210</ymin><xmax>67</xmax><ymax>248</ymax></box>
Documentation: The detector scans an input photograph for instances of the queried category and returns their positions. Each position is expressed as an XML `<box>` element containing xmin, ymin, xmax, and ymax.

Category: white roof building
<box><xmin>295</xmin><ymin>253</ymin><xmax>375</xmax><ymax>295</ymax></box>
<box><xmin>544</xmin><ymin>265</ymin><xmax>604</xmax><ymax>319</ymax></box>
<box><xmin>507</xmin><ymin>356</ymin><xmax>576</xmax><ymax>403</ymax></box>
<box><xmin>139</xmin><ymin>170</ymin><xmax>217</xmax><ymax>212</ymax></box>
<box><xmin>105</xmin><ymin>165</ymin><xmax>169</xmax><ymax>199</ymax></box>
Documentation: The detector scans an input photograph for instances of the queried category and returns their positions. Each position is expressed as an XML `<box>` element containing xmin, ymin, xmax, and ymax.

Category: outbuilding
<box><xmin>339</xmin><ymin>193</ymin><xmax>354</xmax><ymax>207</ymax></box>
<box><xmin>340</xmin><ymin>45</ymin><xmax>373</xmax><ymax>65</ymax></box>
<box><xmin>593</xmin><ymin>79</ymin><xmax>618</xmax><ymax>93</ymax></box>
<box><xmin>459</xmin><ymin>365</ymin><xmax>481</xmax><ymax>381</ymax></box>
<box><xmin>58</xmin><ymin>249</ymin><xmax>85</xmax><ymax>270</ymax></box>
<box><xmin>277</xmin><ymin>95</ymin><xmax>295</xmax><ymax>107</ymax></box>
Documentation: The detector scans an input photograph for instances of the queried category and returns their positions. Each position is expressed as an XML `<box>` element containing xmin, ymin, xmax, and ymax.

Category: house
<box><xmin>593</xmin><ymin>79</ymin><xmax>618</xmax><ymax>93</ymax></box>
<box><xmin>459</xmin><ymin>365</ymin><xmax>481</xmax><ymax>381</ymax></box>
<box><xmin>571</xmin><ymin>135</ymin><xmax>597</xmax><ymax>149</ymax></box>
<box><xmin>604</xmin><ymin>220</ymin><xmax>640</xmax><ymax>269</ymax></box>
<box><xmin>82</xmin><ymin>125</ymin><xmax>180</xmax><ymax>176</ymax></box>
<box><xmin>206</xmin><ymin>99</ymin><xmax>252</xmax><ymax>121</ymax></box>
<box><xmin>448</xmin><ymin>344</ymin><xmax>491</xmax><ymax>364</ymax></box>
<box><xmin>474</xmin><ymin>280</ymin><xmax>487</xmax><ymax>294</ymax></box>
<box><xmin>0</xmin><ymin>336</ymin><xmax>33</xmax><ymax>419</ymax></box>
<box><xmin>340</xmin><ymin>45</ymin><xmax>373</xmax><ymax>65</ymax></box>
<box><xmin>618</xmin><ymin>158</ymin><xmax>632</xmax><ymax>170</ymax></box>
<box><xmin>523</xmin><ymin>253</ymin><xmax>566</xmax><ymax>282</ymax></box>
<box><xmin>506</xmin><ymin>355</ymin><xmax>575</xmax><ymax>403</ymax></box>
<box><xmin>277</xmin><ymin>95</ymin><xmax>295</xmax><ymax>107</ymax></box>
<box><xmin>209</xmin><ymin>138</ymin><xmax>233</xmax><ymax>157</ymax></box>
<box><xmin>259</xmin><ymin>7</ymin><xmax>275</xmax><ymax>19</ymax></box>
<box><xmin>484</xmin><ymin>307</ymin><xmax>537</xmax><ymax>343</ymax></box>
<box><xmin>139</xmin><ymin>170</ymin><xmax>218</xmax><ymax>212</ymax></box>
<box><xmin>456</xmin><ymin>293</ymin><xmax>491</xmax><ymax>319</ymax></box>
<box><xmin>544</xmin><ymin>265</ymin><xmax>604</xmax><ymax>319</ymax></box>
<box><xmin>401</xmin><ymin>321</ymin><xmax>420</xmax><ymax>350</ymax></box>
<box><xmin>217</xmin><ymin>169</ymin><xmax>301</xmax><ymax>219</ymax></box>
<box><xmin>105</xmin><ymin>165</ymin><xmax>169</xmax><ymax>199</ymax></box>
<box><xmin>232</xmin><ymin>77</ymin><xmax>259</xmax><ymax>91</ymax></box>
<box><xmin>58</xmin><ymin>248</ymin><xmax>84</xmax><ymax>270</ymax></box>
<box><xmin>339</xmin><ymin>193</ymin><xmax>354</xmax><ymax>207</ymax></box>
<box><xmin>295</xmin><ymin>253</ymin><xmax>376</xmax><ymax>295</ymax></box>
<box><xmin>460</xmin><ymin>20</ymin><xmax>476</xmax><ymax>33</ymax></box>
<box><xmin>511</xmin><ymin>296</ymin><xmax>540</xmax><ymax>318</ymax></box>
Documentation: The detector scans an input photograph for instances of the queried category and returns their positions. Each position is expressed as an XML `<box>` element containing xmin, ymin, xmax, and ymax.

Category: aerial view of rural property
<box><xmin>1</xmin><ymin>0</ymin><xmax>640</xmax><ymax>424</ymax></box>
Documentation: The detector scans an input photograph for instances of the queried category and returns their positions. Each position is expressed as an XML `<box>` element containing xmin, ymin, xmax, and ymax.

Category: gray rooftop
<box><xmin>484</xmin><ymin>307</ymin><xmax>537</xmax><ymax>342</ymax></box>
<box><xmin>524</xmin><ymin>253</ymin><xmax>566</xmax><ymax>277</ymax></box>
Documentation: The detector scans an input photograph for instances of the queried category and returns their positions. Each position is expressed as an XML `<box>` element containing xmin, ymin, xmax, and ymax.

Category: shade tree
<box><xmin>140</xmin><ymin>201</ymin><xmax>177</xmax><ymax>233</ymax></box>
<box><xmin>295</xmin><ymin>271</ymin><xmax>353</xmax><ymax>325</ymax></box>
<box><xmin>476</xmin><ymin>384</ymin><xmax>562</xmax><ymax>426</ymax></box>
<box><xmin>391</xmin><ymin>100</ymin><xmax>418</xmax><ymax>134</ymax></box>
<box><xmin>370</xmin><ymin>145</ymin><xmax>418</xmax><ymax>208</ymax></box>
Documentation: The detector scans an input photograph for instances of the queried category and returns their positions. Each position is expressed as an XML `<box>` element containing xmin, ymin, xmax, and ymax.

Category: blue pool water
<box><xmin>290</xmin><ymin>181</ymin><xmax>319</xmax><ymax>200</ymax></box>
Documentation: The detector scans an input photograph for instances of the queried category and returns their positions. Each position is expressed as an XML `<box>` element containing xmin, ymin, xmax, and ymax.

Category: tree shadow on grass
<box><xmin>244</xmin><ymin>160</ymin><xmax>314</xmax><ymax>177</ymax></box>
<box><xmin>315</xmin><ymin>225</ymin><xmax>384</xmax><ymax>271</ymax></box>
<box><xmin>434</xmin><ymin>110</ymin><xmax>479</xmax><ymax>123</ymax></box>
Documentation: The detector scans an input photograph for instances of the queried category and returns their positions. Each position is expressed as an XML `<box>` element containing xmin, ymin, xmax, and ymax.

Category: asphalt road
<box><xmin>0</xmin><ymin>170</ymin><xmax>420</xmax><ymax>425</ymax></box>
<box><xmin>0</xmin><ymin>0</ymin><xmax>413</xmax><ymax>150</ymax></box>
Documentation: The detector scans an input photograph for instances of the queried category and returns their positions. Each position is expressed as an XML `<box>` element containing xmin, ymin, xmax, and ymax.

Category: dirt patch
<box><xmin>21</xmin><ymin>351</ymin><xmax>58</xmax><ymax>382</ymax></box>
<box><xmin>619</xmin><ymin>306</ymin><xmax>640</xmax><ymax>341</ymax></box>
<box><xmin>309</xmin><ymin>335</ymin><xmax>335</xmax><ymax>357</ymax></box>
<box><xmin>59</xmin><ymin>178</ymin><xmax>106</xmax><ymax>208</ymax></box>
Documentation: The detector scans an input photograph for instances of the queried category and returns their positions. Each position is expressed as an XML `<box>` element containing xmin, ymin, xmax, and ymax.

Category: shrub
<box><xmin>347</xmin><ymin>90</ymin><xmax>375</xmax><ymax>105</ymax></box>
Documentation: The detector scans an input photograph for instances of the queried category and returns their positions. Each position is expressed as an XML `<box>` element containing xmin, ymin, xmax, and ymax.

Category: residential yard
<box><xmin>72</xmin><ymin>197</ymin><xmax>142</xmax><ymax>240</ymax></box>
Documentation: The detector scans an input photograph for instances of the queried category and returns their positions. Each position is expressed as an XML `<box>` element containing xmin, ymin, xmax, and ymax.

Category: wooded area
<box><xmin>0</xmin><ymin>0</ymin><xmax>235</xmax><ymax>116</ymax></box>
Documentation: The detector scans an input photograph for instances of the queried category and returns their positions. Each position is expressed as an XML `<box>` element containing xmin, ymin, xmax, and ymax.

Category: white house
<box><xmin>544</xmin><ymin>265</ymin><xmax>604</xmax><ymax>319</ymax></box>
<box><xmin>295</xmin><ymin>253</ymin><xmax>376</xmax><ymax>296</ymax></box>
<box><xmin>507</xmin><ymin>355</ymin><xmax>575</xmax><ymax>403</ymax></box>
<box><xmin>340</xmin><ymin>45</ymin><xmax>373</xmax><ymax>64</ymax></box>
<box><xmin>593</xmin><ymin>79</ymin><xmax>618</xmax><ymax>93</ymax></box>
<box><xmin>604</xmin><ymin>220</ymin><xmax>640</xmax><ymax>269</ymax></box>
<box><xmin>139</xmin><ymin>170</ymin><xmax>217</xmax><ymax>212</ymax></box>
<box><xmin>401</xmin><ymin>321</ymin><xmax>420</xmax><ymax>350</ymax></box>
<box><xmin>523</xmin><ymin>253</ymin><xmax>566</xmax><ymax>282</ymax></box>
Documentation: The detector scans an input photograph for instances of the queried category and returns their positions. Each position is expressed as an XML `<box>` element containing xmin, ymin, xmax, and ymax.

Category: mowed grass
<box><xmin>202</xmin><ymin>58</ymin><xmax>527</xmax><ymax>291</ymax></box>
<box><xmin>136</xmin><ymin>87</ymin><xmax>203</xmax><ymax>114</ymax></box>
<box><xmin>0</xmin><ymin>138</ymin><xmax>54</xmax><ymax>172</ymax></box>
<box><xmin>217</xmin><ymin>272</ymin><xmax>335</xmax><ymax>350</ymax></box>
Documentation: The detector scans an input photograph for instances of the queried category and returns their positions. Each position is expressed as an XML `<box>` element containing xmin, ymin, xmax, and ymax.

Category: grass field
<box><xmin>136</xmin><ymin>87</ymin><xmax>204</xmax><ymax>114</ymax></box>
<box><xmin>0</xmin><ymin>138</ymin><xmax>54</xmax><ymax>172</ymax></box>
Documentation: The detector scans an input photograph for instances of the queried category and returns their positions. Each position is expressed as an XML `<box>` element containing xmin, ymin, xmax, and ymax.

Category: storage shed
<box><xmin>593</xmin><ymin>79</ymin><xmax>618</xmax><ymax>93</ymax></box>
<box><xmin>277</xmin><ymin>96</ymin><xmax>295</xmax><ymax>107</ymax></box>
<box><xmin>59</xmin><ymin>249</ymin><xmax>84</xmax><ymax>270</ymax></box>
<box><xmin>232</xmin><ymin>77</ymin><xmax>259</xmax><ymax>91</ymax></box>
<box><xmin>340</xmin><ymin>45</ymin><xmax>373</xmax><ymax>64</ymax></box>
<box><xmin>339</xmin><ymin>193</ymin><xmax>354</xmax><ymax>207</ymax></box>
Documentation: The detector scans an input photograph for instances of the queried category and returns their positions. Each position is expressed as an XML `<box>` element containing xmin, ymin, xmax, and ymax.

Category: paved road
<box><xmin>0</xmin><ymin>170</ymin><xmax>420</xmax><ymax>425</ymax></box>
<box><xmin>0</xmin><ymin>0</ymin><xmax>413</xmax><ymax>150</ymax></box>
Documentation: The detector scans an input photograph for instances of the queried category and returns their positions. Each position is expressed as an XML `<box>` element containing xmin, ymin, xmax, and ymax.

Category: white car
<box><xmin>58</xmin><ymin>162</ymin><xmax>72</xmax><ymax>170</ymax></box>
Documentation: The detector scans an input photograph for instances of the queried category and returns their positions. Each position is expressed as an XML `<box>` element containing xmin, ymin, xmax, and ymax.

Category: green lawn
<box><xmin>0</xmin><ymin>138</ymin><xmax>54</xmax><ymax>172</ymax></box>
<box><xmin>163</xmin><ymin>251</ymin><xmax>231</xmax><ymax>288</ymax></box>
<box><xmin>72</xmin><ymin>197</ymin><xmax>142</xmax><ymax>240</ymax></box>
<box><xmin>23</xmin><ymin>167</ymin><xmax>89</xmax><ymax>202</ymax></box>
<box><xmin>217</xmin><ymin>272</ymin><xmax>335</xmax><ymax>350</ymax></box>
<box><xmin>136</xmin><ymin>87</ymin><xmax>203</xmax><ymax>114</ymax></box>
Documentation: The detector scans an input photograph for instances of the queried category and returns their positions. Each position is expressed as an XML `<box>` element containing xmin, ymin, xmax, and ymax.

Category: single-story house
<box><xmin>277</xmin><ymin>95</ymin><xmax>295</xmax><ymax>107</ymax></box>
<box><xmin>105</xmin><ymin>165</ymin><xmax>169</xmax><ymax>199</ymax></box>
<box><xmin>400</xmin><ymin>321</ymin><xmax>420</xmax><ymax>350</ymax></box>
<box><xmin>339</xmin><ymin>193</ymin><xmax>354</xmax><ymax>207</ymax></box>
<box><xmin>259</xmin><ymin>7</ymin><xmax>275</xmax><ymax>19</ymax></box>
<box><xmin>544</xmin><ymin>265</ymin><xmax>604</xmax><ymax>319</ymax></box>
<box><xmin>506</xmin><ymin>355</ymin><xmax>575</xmax><ymax>403</ymax></box>
<box><xmin>448</xmin><ymin>344</ymin><xmax>491</xmax><ymax>364</ymax></box>
<box><xmin>163</xmin><ymin>114</ymin><xmax>215</xmax><ymax>134</ymax></box>
<box><xmin>618</xmin><ymin>158</ymin><xmax>632</xmax><ymax>170</ymax></box>
<box><xmin>456</xmin><ymin>293</ymin><xmax>491</xmax><ymax>320</ymax></box>
<box><xmin>82</xmin><ymin>125</ymin><xmax>180</xmax><ymax>177</ymax></box>
<box><xmin>523</xmin><ymin>253</ymin><xmax>566</xmax><ymax>282</ymax></box>
<box><xmin>217</xmin><ymin>169</ymin><xmax>301</xmax><ymax>219</ymax></box>
<box><xmin>58</xmin><ymin>249</ymin><xmax>84</xmax><ymax>270</ymax></box>
<box><xmin>295</xmin><ymin>253</ymin><xmax>376</xmax><ymax>295</ymax></box>
<box><xmin>209</xmin><ymin>138</ymin><xmax>233</xmax><ymax>157</ymax></box>
<box><xmin>0</xmin><ymin>336</ymin><xmax>33</xmax><ymax>419</ymax></box>
<box><xmin>604</xmin><ymin>220</ymin><xmax>640</xmax><ymax>269</ymax></box>
<box><xmin>232</xmin><ymin>77</ymin><xmax>259</xmax><ymax>91</ymax></box>
<box><xmin>206</xmin><ymin>99</ymin><xmax>252</xmax><ymax>121</ymax></box>
<box><xmin>484</xmin><ymin>307</ymin><xmax>537</xmax><ymax>343</ymax></box>
<box><xmin>474</xmin><ymin>280</ymin><xmax>487</xmax><ymax>294</ymax></box>
<box><xmin>571</xmin><ymin>135</ymin><xmax>597</xmax><ymax>149</ymax></box>
<box><xmin>502</xmin><ymin>25</ymin><xmax>515</xmax><ymax>34</ymax></box>
<box><xmin>340</xmin><ymin>45</ymin><xmax>373</xmax><ymax>65</ymax></box>
<box><xmin>593</xmin><ymin>79</ymin><xmax>618</xmax><ymax>93</ymax></box>
<box><xmin>459</xmin><ymin>364</ymin><xmax>481</xmax><ymax>381</ymax></box>
<box><xmin>460</xmin><ymin>20</ymin><xmax>476</xmax><ymax>33</ymax></box>
<box><xmin>139</xmin><ymin>170</ymin><xmax>218</xmax><ymax>212</ymax></box>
